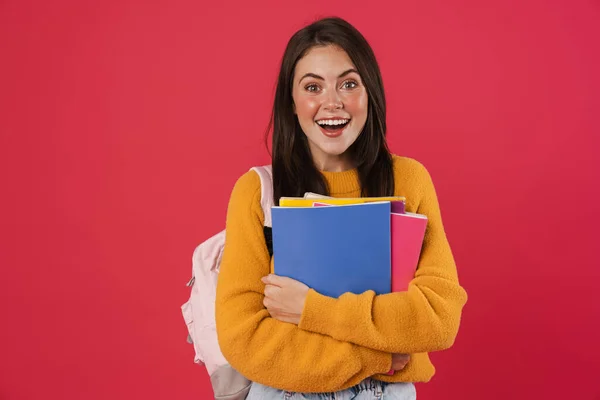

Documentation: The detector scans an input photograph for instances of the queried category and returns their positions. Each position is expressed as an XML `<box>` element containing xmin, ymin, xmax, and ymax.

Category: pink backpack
<box><xmin>181</xmin><ymin>165</ymin><xmax>273</xmax><ymax>399</ymax></box>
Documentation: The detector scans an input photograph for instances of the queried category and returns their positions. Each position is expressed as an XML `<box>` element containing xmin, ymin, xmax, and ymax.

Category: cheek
<box><xmin>295</xmin><ymin>97</ymin><xmax>320</xmax><ymax>120</ymax></box>
<box><xmin>343</xmin><ymin>92</ymin><xmax>368</xmax><ymax>116</ymax></box>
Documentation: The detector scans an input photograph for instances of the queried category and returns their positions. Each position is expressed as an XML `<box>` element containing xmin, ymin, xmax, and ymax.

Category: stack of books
<box><xmin>271</xmin><ymin>193</ymin><xmax>428</xmax><ymax>298</ymax></box>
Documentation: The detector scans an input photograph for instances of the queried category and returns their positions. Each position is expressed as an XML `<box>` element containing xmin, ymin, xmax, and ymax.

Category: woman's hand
<box><xmin>391</xmin><ymin>353</ymin><xmax>411</xmax><ymax>370</ymax></box>
<box><xmin>261</xmin><ymin>274</ymin><xmax>310</xmax><ymax>325</ymax></box>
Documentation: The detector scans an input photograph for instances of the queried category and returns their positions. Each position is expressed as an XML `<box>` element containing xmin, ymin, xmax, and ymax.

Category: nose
<box><xmin>323</xmin><ymin>89</ymin><xmax>343</xmax><ymax>111</ymax></box>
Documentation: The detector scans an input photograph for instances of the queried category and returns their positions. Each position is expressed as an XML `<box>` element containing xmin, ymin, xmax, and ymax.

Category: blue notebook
<box><xmin>271</xmin><ymin>202</ymin><xmax>391</xmax><ymax>298</ymax></box>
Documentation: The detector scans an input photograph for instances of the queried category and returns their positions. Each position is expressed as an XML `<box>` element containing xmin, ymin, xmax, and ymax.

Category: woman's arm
<box><xmin>297</xmin><ymin>162</ymin><xmax>468</xmax><ymax>354</ymax></box>
<box><xmin>215</xmin><ymin>170</ymin><xmax>391</xmax><ymax>393</ymax></box>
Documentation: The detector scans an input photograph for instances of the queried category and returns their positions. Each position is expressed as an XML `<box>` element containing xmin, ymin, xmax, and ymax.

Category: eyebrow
<box><xmin>298</xmin><ymin>68</ymin><xmax>359</xmax><ymax>84</ymax></box>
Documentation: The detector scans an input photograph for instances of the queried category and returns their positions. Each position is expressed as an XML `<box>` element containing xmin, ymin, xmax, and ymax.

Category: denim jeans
<box><xmin>247</xmin><ymin>378</ymin><xmax>416</xmax><ymax>400</ymax></box>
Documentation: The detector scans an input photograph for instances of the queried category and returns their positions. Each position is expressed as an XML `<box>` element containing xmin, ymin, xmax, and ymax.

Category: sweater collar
<box><xmin>320</xmin><ymin>168</ymin><xmax>361</xmax><ymax>197</ymax></box>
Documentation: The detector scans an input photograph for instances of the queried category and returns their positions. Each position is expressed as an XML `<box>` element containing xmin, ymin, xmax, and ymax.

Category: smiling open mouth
<box><xmin>316</xmin><ymin>118</ymin><xmax>350</xmax><ymax>133</ymax></box>
<box><xmin>317</xmin><ymin>119</ymin><xmax>350</xmax><ymax>138</ymax></box>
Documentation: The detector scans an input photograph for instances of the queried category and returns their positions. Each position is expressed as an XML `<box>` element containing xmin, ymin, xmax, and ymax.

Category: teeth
<box><xmin>316</xmin><ymin>119</ymin><xmax>349</xmax><ymax>126</ymax></box>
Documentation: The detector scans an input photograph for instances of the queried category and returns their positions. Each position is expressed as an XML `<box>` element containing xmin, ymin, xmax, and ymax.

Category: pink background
<box><xmin>1</xmin><ymin>1</ymin><xmax>599</xmax><ymax>399</ymax></box>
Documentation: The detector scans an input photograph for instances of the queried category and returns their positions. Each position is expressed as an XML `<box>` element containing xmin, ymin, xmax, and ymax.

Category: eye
<box><xmin>342</xmin><ymin>80</ymin><xmax>358</xmax><ymax>89</ymax></box>
<box><xmin>305</xmin><ymin>83</ymin><xmax>320</xmax><ymax>93</ymax></box>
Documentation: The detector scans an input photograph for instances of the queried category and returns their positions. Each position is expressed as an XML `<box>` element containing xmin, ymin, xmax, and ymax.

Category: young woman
<box><xmin>215</xmin><ymin>16</ymin><xmax>467</xmax><ymax>399</ymax></box>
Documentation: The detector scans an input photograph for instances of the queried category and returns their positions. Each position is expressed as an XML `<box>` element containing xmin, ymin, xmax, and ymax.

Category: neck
<box><xmin>312</xmin><ymin>153</ymin><xmax>355</xmax><ymax>172</ymax></box>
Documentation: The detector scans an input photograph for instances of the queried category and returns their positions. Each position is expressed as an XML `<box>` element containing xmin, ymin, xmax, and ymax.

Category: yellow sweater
<box><xmin>215</xmin><ymin>155</ymin><xmax>468</xmax><ymax>392</ymax></box>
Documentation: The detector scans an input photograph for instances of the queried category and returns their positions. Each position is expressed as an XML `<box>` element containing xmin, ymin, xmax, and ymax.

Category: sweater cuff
<box><xmin>299</xmin><ymin>289</ymin><xmax>339</xmax><ymax>336</ymax></box>
<box><xmin>358</xmin><ymin>347</ymin><xmax>393</xmax><ymax>376</ymax></box>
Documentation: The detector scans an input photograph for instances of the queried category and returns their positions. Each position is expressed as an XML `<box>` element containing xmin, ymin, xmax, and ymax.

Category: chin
<box><xmin>305</xmin><ymin>129</ymin><xmax>359</xmax><ymax>160</ymax></box>
<box><xmin>316</xmin><ymin>143</ymin><xmax>352</xmax><ymax>157</ymax></box>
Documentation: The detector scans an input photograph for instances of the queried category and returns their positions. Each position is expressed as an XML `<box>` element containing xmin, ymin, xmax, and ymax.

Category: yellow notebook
<box><xmin>279</xmin><ymin>196</ymin><xmax>406</xmax><ymax>207</ymax></box>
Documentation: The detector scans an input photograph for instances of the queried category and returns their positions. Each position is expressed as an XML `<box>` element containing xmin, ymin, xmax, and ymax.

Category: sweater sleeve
<box><xmin>215</xmin><ymin>170</ymin><xmax>392</xmax><ymax>392</ymax></box>
<box><xmin>298</xmin><ymin>162</ymin><xmax>468</xmax><ymax>354</ymax></box>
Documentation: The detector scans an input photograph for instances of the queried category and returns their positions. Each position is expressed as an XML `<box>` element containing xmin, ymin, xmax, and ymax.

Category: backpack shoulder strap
<box><xmin>250</xmin><ymin>165</ymin><xmax>273</xmax><ymax>228</ymax></box>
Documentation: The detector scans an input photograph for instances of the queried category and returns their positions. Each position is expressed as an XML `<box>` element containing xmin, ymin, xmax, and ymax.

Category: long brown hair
<box><xmin>266</xmin><ymin>17</ymin><xmax>395</xmax><ymax>204</ymax></box>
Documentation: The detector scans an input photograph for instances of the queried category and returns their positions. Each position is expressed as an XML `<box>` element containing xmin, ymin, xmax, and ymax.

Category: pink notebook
<box><xmin>313</xmin><ymin>202</ymin><xmax>426</xmax><ymax>292</ymax></box>
<box><xmin>391</xmin><ymin>211</ymin><xmax>427</xmax><ymax>292</ymax></box>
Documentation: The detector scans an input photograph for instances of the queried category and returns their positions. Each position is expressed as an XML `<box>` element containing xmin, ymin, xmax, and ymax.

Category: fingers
<box><xmin>397</xmin><ymin>362</ymin><xmax>409</xmax><ymax>370</ymax></box>
<box><xmin>263</xmin><ymin>296</ymin><xmax>272</xmax><ymax>309</ymax></box>
<box><xmin>261</xmin><ymin>274</ymin><xmax>279</xmax><ymax>286</ymax></box>
<box><xmin>263</xmin><ymin>284</ymin><xmax>280</xmax><ymax>298</ymax></box>
<box><xmin>261</xmin><ymin>274</ymin><xmax>298</xmax><ymax>287</ymax></box>
<box><xmin>391</xmin><ymin>353</ymin><xmax>411</xmax><ymax>370</ymax></box>
<box><xmin>399</xmin><ymin>357</ymin><xmax>410</xmax><ymax>367</ymax></box>
<box><xmin>262</xmin><ymin>296</ymin><xmax>290</xmax><ymax>321</ymax></box>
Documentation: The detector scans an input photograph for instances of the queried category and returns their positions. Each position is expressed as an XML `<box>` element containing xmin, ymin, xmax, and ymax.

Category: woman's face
<box><xmin>292</xmin><ymin>45</ymin><xmax>368</xmax><ymax>171</ymax></box>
